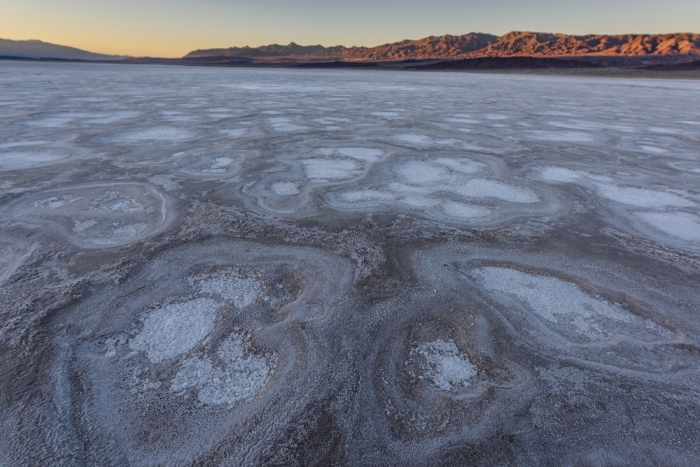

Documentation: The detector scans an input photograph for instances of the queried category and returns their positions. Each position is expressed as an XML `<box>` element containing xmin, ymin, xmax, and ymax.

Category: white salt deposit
<box><xmin>129</xmin><ymin>298</ymin><xmax>221</xmax><ymax>363</ymax></box>
<box><xmin>593</xmin><ymin>184</ymin><xmax>695</xmax><ymax>208</ymax></box>
<box><xmin>192</xmin><ymin>273</ymin><xmax>263</xmax><ymax>309</ymax></box>
<box><xmin>455</xmin><ymin>179</ymin><xmax>539</xmax><ymax>203</ymax></box>
<box><xmin>395</xmin><ymin>161</ymin><xmax>447</xmax><ymax>185</ymax></box>
<box><xmin>639</xmin><ymin>145</ymin><xmax>668</xmax><ymax>154</ymax></box>
<box><xmin>394</xmin><ymin>133</ymin><xmax>433</xmax><ymax>145</ymax></box>
<box><xmin>0</xmin><ymin>151</ymin><xmax>66</xmax><ymax>170</ymax></box>
<box><xmin>92</xmin><ymin>192</ymin><xmax>145</xmax><ymax>212</ymax></box>
<box><xmin>121</xmin><ymin>127</ymin><xmax>193</xmax><ymax>142</ymax></box>
<box><xmin>210</xmin><ymin>157</ymin><xmax>234</xmax><ymax>169</ymax></box>
<box><xmin>635</xmin><ymin>211</ymin><xmax>700</xmax><ymax>242</ymax></box>
<box><xmin>415</xmin><ymin>339</ymin><xmax>478</xmax><ymax>391</ymax></box>
<box><xmin>441</xmin><ymin>201</ymin><xmax>490</xmax><ymax>218</ymax></box>
<box><xmin>271</xmin><ymin>181</ymin><xmax>300</xmax><ymax>196</ymax></box>
<box><xmin>33</xmin><ymin>195</ymin><xmax>82</xmax><ymax>209</ymax></box>
<box><xmin>171</xmin><ymin>333</ymin><xmax>270</xmax><ymax>406</ymax></box>
<box><xmin>302</xmin><ymin>159</ymin><xmax>360</xmax><ymax>180</ymax></box>
<box><xmin>471</xmin><ymin>267</ymin><xmax>634</xmax><ymax>341</ymax></box>
<box><xmin>539</xmin><ymin>167</ymin><xmax>583</xmax><ymax>183</ymax></box>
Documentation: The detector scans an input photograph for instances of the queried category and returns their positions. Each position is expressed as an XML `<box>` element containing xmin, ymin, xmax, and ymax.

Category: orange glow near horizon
<box><xmin>2</xmin><ymin>0</ymin><xmax>698</xmax><ymax>58</ymax></box>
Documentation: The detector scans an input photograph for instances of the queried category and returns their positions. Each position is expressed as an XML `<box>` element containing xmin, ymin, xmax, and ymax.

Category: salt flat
<box><xmin>1</xmin><ymin>61</ymin><xmax>699</xmax><ymax>465</ymax></box>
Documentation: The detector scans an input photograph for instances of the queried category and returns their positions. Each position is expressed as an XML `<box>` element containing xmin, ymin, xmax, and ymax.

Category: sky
<box><xmin>2</xmin><ymin>0</ymin><xmax>699</xmax><ymax>57</ymax></box>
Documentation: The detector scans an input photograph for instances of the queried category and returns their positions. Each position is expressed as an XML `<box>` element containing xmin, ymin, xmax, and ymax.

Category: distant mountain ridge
<box><xmin>0</xmin><ymin>38</ymin><xmax>125</xmax><ymax>60</ymax></box>
<box><xmin>186</xmin><ymin>31</ymin><xmax>700</xmax><ymax>61</ymax></box>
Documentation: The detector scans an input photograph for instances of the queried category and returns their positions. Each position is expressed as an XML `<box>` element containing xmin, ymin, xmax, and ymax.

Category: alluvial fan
<box><xmin>1</xmin><ymin>62</ymin><xmax>699</xmax><ymax>466</ymax></box>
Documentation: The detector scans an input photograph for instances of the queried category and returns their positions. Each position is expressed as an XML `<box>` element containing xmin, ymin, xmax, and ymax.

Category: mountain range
<box><xmin>0</xmin><ymin>38</ymin><xmax>125</xmax><ymax>61</ymax></box>
<box><xmin>186</xmin><ymin>31</ymin><xmax>700</xmax><ymax>61</ymax></box>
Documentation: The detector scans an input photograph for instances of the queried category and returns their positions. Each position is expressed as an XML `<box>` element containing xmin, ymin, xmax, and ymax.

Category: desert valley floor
<box><xmin>1</xmin><ymin>62</ymin><xmax>699</xmax><ymax>466</ymax></box>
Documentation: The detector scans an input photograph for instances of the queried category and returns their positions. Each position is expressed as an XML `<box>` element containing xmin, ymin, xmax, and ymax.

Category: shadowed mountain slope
<box><xmin>0</xmin><ymin>38</ymin><xmax>125</xmax><ymax>60</ymax></box>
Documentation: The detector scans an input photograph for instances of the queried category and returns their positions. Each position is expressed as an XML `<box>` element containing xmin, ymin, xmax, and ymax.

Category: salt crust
<box><xmin>171</xmin><ymin>333</ymin><xmax>270</xmax><ymax>406</ymax></box>
<box><xmin>121</xmin><ymin>127</ymin><xmax>193</xmax><ymax>142</ymax></box>
<box><xmin>0</xmin><ymin>151</ymin><xmax>66</xmax><ymax>170</ymax></box>
<box><xmin>190</xmin><ymin>272</ymin><xmax>264</xmax><ymax>309</ymax></box>
<box><xmin>635</xmin><ymin>211</ymin><xmax>700</xmax><ymax>242</ymax></box>
<box><xmin>129</xmin><ymin>298</ymin><xmax>221</xmax><ymax>363</ymax></box>
<box><xmin>415</xmin><ymin>339</ymin><xmax>478</xmax><ymax>391</ymax></box>
<box><xmin>271</xmin><ymin>181</ymin><xmax>300</xmax><ymax>196</ymax></box>
<box><xmin>470</xmin><ymin>267</ymin><xmax>671</xmax><ymax>341</ymax></box>
<box><xmin>302</xmin><ymin>159</ymin><xmax>360</xmax><ymax>180</ymax></box>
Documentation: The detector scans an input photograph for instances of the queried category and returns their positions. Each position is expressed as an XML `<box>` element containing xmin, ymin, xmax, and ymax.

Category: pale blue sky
<box><xmin>2</xmin><ymin>0</ymin><xmax>699</xmax><ymax>57</ymax></box>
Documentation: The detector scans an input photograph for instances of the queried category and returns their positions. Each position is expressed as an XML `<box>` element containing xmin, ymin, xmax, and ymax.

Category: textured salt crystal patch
<box><xmin>0</xmin><ymin>151</ymin><xmax>66</xmax><ymax>170</ymax></box>
<box><xmin>192</xmin><ymin>273</ymin><xmax>263</xmax><ymax>309</ymax></box>
<box><xmin>121</xmin><ymin>127</ymin><xmax>193</xmax><ymax>142</ymax></box>
<box><xmin>394</xmin><ymin>134</ymin><xmax>433</xmax><ymax>145</ymax></box>
<box><xmin>635</xmin><ymin>212</ymin><xmax>700</xmax><ymax>242</ymax></box>
<box><xmin>337</xmin><ymin>147</ymin><xmax>384</xmax><ymax>162</ymax></box>
<box><xmin>33</xmin><ymin>195</ymin><xmax>82</xmax><ymax>209</ymax></box>
<box><xmin>441</xmin><ymin>201</ymin><xmax>490</xmax><ymax>218</ymax></box>
<box><xmin>72</xmin><ymin>219</ymin><xmax>98</xmax><ymax>232</ymax></box>
<box><xmin>415</xmin><ymin>339</ymin><xmax>477</xmax><ymax>391</ymax></box>
<box><xmin>271</xmin><ymin>181</ymin><xmax>300</xmax><ymax>196</ymax></box>
<box><xmin>455</xmin><ymin>179</ymin><xmax>539</xmax><ymax>203</ymax></box>
<box><xmin>394</xmin><ymin>161</ymin><xmax>447</xmax><ymax>185</ymax></box>
<box><xmin>302</xmin><ymin>159</ymin><xmax>360</xmax><ymax>180</ymax></box>
<box><xmin>0</xmin><ymin>241</ymin><xmax>33</xmax><ymax>285</ymax></box>
<box><xmin>472</xmin><ymin>267</ymin><xmax>636</xmax><ymax>341</ymax></box>
<box><xmin>92</xmin><ymin>192</ymin><xmax>145</xmax><ymax>212</ymax></box>
<box><xmin>96</xmin><ymin>223</ymin><xmax>147</xmax><ymax>242</ymax></box>
<box><xmin>129</xmin><ymin>298</ymin><xmax>221</xmax><ymax>363</ymax></box>
<box><xmin>171</xmin><ymin>334</ymin><xmax>270</xmax><ymax>406</ymax></box>
<box><xmin>593</xmin><ymin>184</ymin><xmax>695</xmax><ymax>208</ymax></box>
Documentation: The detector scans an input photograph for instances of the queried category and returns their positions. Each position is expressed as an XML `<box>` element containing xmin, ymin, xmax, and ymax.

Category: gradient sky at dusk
<box><xmin>2</xmin><ymin>0</ymin><xmax>699</xmax><ymax>57</ymax></box>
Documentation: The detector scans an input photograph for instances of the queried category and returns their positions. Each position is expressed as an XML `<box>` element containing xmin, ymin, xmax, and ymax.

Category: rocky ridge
<box><xmin>185</xmin><ymin>31</ymin><xmax>700</xmax><ymax>61</ymax></box>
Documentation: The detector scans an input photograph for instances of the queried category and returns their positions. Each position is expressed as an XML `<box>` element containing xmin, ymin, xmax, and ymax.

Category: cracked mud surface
<box><xmin>1</xmin><ymin>62</ymin><xmax>700</xmax><ymax>466</ymax></box>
